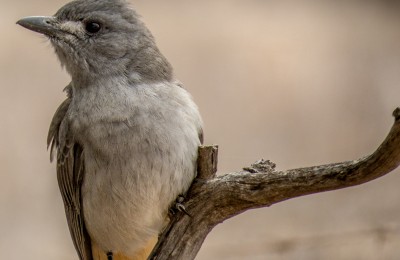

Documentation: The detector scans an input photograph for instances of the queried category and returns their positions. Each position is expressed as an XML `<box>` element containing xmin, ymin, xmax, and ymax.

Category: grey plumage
<box><xmin>18</xmin><ymin>0</ymin><xmax>203</xmax><ymax>259</ymax></box>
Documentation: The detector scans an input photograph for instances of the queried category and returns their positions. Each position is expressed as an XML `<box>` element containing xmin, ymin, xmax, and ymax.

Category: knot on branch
<box><xmin>243</xmin><ymin>159</ymin><xmax>276</xmax><ymax>173</ymax></box>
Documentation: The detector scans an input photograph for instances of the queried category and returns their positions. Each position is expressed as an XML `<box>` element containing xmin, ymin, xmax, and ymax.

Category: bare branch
<box><xmin>149</xmin><ymin>107</ymin><xmax>400</xmax><ymax>260</ymax></box>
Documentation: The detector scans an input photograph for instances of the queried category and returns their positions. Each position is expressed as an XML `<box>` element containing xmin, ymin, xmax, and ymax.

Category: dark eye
<box><xmin>85</xmin><ymin>21</ymin><xmax>101</xmax><ymax>33</ymax></box>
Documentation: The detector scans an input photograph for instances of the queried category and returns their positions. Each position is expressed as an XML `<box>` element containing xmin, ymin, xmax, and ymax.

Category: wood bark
<box><xmin>149</xmin><ymin>107</ymin><xmax>400</xmax><ymax>260</ymax></box>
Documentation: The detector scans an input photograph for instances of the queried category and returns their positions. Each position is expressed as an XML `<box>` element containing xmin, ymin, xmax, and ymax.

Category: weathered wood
<box><xmin>149</xmin><ymin>107</ymin><xmax>400</xmax><ymax>260</ymax></box>
<box><xmin>196</xmin><ymin>145</ymin><xmax>218</xmax><ymax>180</ymax></box>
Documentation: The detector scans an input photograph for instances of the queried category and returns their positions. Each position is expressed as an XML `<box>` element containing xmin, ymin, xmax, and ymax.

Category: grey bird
<box><xmin>17</xmin><ymin>0</ymin><xmax>203</xmax><ymax>259</ymax></box>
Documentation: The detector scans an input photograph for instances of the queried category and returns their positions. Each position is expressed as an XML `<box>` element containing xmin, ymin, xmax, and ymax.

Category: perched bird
<box><xmin>17</xmin><ymin>0</ymin><xmax>203</xmax><ymax>259</ymax></box>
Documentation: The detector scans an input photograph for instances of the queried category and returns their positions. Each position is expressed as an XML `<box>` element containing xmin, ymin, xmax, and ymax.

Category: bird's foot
<box><xmin>169</xmin><ymin>195</ymin><xmax>191</xmax><ymax>217</ymax></box>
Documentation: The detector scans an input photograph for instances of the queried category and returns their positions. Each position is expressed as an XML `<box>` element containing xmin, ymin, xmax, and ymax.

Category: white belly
<box><xmin>82</xmin><ymin>139</ymin><xmax>197</xmax><ymax>255</ymax></box>
<box><xmin>69</xmin><ymin>81</ymin><xmax>202</xmax><ymax>255</ymax></box>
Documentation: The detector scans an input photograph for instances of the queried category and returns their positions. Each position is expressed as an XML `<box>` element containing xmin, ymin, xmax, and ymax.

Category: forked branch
<box><xmin>149</xmin><ymin>107</ymin><xmax>400</xmax><ymax>260</ymax></box>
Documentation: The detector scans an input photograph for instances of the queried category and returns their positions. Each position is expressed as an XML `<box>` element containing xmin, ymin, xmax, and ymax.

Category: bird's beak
<box><xmin>17</xmin><ymin>16</ymin><xmax>59</xmax><ymax>36</ymax></box>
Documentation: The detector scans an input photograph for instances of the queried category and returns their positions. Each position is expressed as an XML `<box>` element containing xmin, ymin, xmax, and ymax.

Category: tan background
<box><xmin>1</xmin><ymin>0</ymin><xmax>400</xmax><ymax>259</ymax></box>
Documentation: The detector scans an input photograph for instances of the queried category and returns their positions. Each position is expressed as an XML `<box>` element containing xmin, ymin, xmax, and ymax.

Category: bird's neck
<box><xmin>70</xmin><ymin>73</ymin><xmax>126</xmax><ymax>90</ymax></box>
<box><xmin>68</xmin><ymin>57</ymin><xmax>173</xmax><ymax>89</ymax></box>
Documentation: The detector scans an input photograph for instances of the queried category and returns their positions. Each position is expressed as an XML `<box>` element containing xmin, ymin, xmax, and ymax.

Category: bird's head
<box><xmin>17</xmin><ymin>0</ymin><xmax>172</xmax><ymax>85</ymax></box>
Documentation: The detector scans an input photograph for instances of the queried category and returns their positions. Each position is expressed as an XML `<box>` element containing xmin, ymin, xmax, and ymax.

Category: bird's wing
<box><xmin>48</xmin><ymin>93</ymin><xmax>93</xmax><ymax>260</ymax></box>
<box><xmin>198</xmin><ymin>127</ymin><xmax>204</xmax><ymax>145</ymax></box>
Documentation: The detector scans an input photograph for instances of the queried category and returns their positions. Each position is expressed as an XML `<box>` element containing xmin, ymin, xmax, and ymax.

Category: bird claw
<box><xmin>169</xmin><ymin>195</ymin><xmax>191</xmax><ymax>217</ymax></box>
<box><xmin>176</xmin><ymin>202</ymin><xmax>191</xmax><ymax>217</ymax></box>
<box><xmin>107</xmin><ymin>252</ymin><xmax>113</xmax><ymax>260</ymax></box>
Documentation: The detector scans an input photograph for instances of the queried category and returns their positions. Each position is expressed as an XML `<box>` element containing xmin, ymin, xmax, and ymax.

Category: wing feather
<box><xmin>49</xmin><ymin>94</ymin><xmax>93</xmax><ymax>260</ymax></box>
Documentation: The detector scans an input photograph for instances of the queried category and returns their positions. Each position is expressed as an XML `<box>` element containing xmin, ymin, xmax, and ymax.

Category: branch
<box><xmin>149</xmin><ymin>107</ymin><xmax>400</xmax><ymax>260</ymax></box>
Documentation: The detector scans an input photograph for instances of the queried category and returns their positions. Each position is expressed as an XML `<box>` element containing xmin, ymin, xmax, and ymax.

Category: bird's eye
<box><xmin>85</xmin><ymin>21</ymin><xmax>101</xmax><ymax>34</ymax></box>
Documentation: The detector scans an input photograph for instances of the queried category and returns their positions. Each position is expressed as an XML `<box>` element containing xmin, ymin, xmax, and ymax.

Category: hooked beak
<box><xmin>17</xmin><ymin>16</ymin><xmax>59</xmax><ymax>36</ymax></box>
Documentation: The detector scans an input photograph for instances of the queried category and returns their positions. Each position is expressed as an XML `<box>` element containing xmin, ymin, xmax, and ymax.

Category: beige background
<box><xmin>1</xmin><ymin>0</ymin><xmax>400</xmax><ymax>259</ymax></box>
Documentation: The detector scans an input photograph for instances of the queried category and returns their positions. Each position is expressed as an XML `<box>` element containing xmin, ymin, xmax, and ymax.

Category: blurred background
<box><xmin>1</xmin><ymin>0</ymin><xmax>400</xmax><ymax>259</ymax></box>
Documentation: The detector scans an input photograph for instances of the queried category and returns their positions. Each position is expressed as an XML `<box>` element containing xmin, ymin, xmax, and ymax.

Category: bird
<box><xmin>17</xmin><ymin>0</ymin><xmax>203</xmax><ymax>259</ymax></box>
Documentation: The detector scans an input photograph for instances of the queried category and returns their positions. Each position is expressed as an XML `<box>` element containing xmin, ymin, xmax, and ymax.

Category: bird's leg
<box><xmin>169</xmin><ymin>195</ymin><xmax>191</xmax><ymax>217</ymax></box>
<box><xmin>107</xmin><ymin>251</ymin><xmax>113</xmax><ymax>260</ymax></box>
